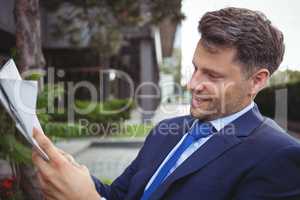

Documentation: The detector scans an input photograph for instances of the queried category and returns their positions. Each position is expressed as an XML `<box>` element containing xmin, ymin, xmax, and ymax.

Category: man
<box><xmin>32</xmin><ymin>7</ymin><xmax>300</xmax><ymax>200</ymax></box>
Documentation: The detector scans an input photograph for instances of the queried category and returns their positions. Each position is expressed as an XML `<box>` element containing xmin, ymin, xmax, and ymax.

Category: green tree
<box><xmin>42</xmin><ymin>0</ymin><xmax>184</xmax><ymax>66</ymax></box>
<box><xmin>269</xmin><ymin>69</ymin><xmax>300</xmax><ymax>86</ymax></box>
<box><xmin>2</xmin><ymin>0</ymin><xmax>46</xmax><ymax>197</ymax></box>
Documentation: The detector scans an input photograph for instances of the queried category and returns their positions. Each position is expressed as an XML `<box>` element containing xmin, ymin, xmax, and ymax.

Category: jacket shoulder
<box><xmin>255</xmin><ymin>117</ymin><xmax>300</xmax><ymax>147</ymax></box>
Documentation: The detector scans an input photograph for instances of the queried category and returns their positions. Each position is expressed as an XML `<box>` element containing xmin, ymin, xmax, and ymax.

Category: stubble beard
<box><xmin>190</xmin><ymin>94</ymin><xmax>251</xmax><ymax>121</ymax></box>
<box><xmin>190</xmin><ymin>99</ymin><xmax>222</xmax><ymax>121</ymax></box>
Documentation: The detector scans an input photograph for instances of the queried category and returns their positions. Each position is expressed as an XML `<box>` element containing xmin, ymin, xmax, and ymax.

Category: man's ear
<box><xmin>249</xmin><ymin>68</ymin><xmax>270</xmax><ymax>98</ymax></box>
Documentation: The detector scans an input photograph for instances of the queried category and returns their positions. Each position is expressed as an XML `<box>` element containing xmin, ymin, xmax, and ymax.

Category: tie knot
<box><xmin>189</xmin><ymin>121</ymin><xmax>215</xmax><ymax>140</ymax></box>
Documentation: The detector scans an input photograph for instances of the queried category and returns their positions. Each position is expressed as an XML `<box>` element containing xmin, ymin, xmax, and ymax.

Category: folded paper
<box><xmin>0</xmin><ymin>59</ymin><xmax>49</xmax><ymax>161</ymax></box>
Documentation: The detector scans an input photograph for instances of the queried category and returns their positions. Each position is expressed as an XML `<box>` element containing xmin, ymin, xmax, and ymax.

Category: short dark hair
<box><xmin>198</xmin><ymin>7</ymin><xmax>285</xmax><ymax>75</ymax></box>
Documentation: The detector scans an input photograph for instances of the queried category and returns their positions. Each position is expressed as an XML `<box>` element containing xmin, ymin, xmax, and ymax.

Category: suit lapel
<box><xmin>149</xmin><ymin>134</ymin><xmax>241</xmax><ymax>200</ymax></box>
<box><xmin>146</xmin><ymin>116</ymin><xmax>196</xmax><ymax>175</ymax></box>
<box><xmin>128</xmin><ymin>116</ymin><xmax>196</xmax><ymax>199</ymax></box>
<box><xmin>149</xmin><ymin>104</ymin><xmax>265</xmax><ymax>200</ymax></box>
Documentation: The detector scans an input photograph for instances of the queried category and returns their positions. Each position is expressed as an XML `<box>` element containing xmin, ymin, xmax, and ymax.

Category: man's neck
<box><xmin>210</xmin><ymin>101</ymin><xmax>254</xmax><ymax>131</ymax></box>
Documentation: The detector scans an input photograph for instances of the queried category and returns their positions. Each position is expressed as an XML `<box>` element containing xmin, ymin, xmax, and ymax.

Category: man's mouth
<box><xmin>191</xmin><ymin>96</ymin><xmax>212</xmax><ymax>108</ymax></box>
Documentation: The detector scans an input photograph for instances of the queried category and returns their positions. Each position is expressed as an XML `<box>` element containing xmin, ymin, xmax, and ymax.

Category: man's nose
<box><xmin>187</xmin><ymin>74</ymin><xmax>205</xmax><ymax>92</ymax></box>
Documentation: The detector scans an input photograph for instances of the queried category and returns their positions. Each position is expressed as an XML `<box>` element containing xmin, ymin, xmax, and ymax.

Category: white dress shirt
<box><xmin>144</xmin><ymin>101</ymin><xmax>254</xmax><ymax>190</ymax></box>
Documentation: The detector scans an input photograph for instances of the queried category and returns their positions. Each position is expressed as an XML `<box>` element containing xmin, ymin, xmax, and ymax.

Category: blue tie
<box><xmin>141</xmin><ymin>121</ymin><xmax>215</xmax><ymax>200</ymax></box>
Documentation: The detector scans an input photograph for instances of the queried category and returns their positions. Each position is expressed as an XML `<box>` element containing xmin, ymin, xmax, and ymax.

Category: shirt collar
<box><xmin>209</xmin><ymin>101</ymin><xmax>255</xmax><ymax>132</ymax></box>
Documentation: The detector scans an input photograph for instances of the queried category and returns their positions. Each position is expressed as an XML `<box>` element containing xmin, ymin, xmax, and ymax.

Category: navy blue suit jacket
<box><xmin>93</xmin><ymin>105</ymin><xmax>300</xmax><ymax>200</ymax></box>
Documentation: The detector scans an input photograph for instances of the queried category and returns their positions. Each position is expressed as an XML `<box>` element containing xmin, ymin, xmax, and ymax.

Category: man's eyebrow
<box><xmin>192</xmin><ymin>61</ymin><xmax>223</xmax><ymax>75</ymax></box>
<box><xmin>202</xmin><ymin>68</ymin><xmax>223</xmax><ymax>75</ymax></box>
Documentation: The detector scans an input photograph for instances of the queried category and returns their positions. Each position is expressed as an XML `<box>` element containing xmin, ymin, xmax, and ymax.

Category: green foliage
<box><xmin>150</xmin><ymin>0</ymin><xmax>185</xmax><ymax>23</ymax></box>
<box><xmin>37</xmin><ymin>112</ymin><xmax>51</xmax><ymax>124</ymax></box>
<box><xmin>43</xmin><ymin>123</ymin><xmax>152</xmax><ymax>139</ymax></box>
<box><xmin>37</xmin><ymin>84</ymin><xmax>59</xmax><ymax>121</ymax></box>
<box><xmin>0</xmin><ymin>110</ymin><xmax>30</xmax><ymax>199</ymax></box>
<box><xmin>35</xmin><ymin>83</ymin><xmax>87</xmax><ymax>138</ymax></box>
<box><xmin>42</xmin><ymin>0</ymin><xmax>184</xmax><ymax>58</ymax></box>
<box><xmin>116</xmin><ymin>124</ymin><xmax>154</xmax><ymax>138</ymax></box>
<box><xmin>50</xmin><ymin>99</ymin><xmax>134</xmax><ymax>124</ymax></box>
<box><xmin>89</xmin><ymin>26</ymin><xmax>123</xmax><ymax>57</ymax></box>
<box><xmin>37</xmin><ymin>84</ymin><xmax>64</xmax><ymax>110</ymax></box>
<box><xmin>35</xmin><ymin>84</ymin><xmax>64</xmax><ymax>125</ymax></box>
<box><xmin>269</xmin><ymin>69</ymin><xmax>300</xmax><ymax>86</ymax></box>
<box><xmin>23</xmin><ymin>73</ymin><xmax>44</xmax><ymax>81</ymax></box>
<box><xmin>101</xmin><ymin>178</ymin><xmax>113</xmax><ymax>185</ymax></box>
<box><xmin>42</xmin><ymin>122</ymin><xmax>87</xmax><ymax>139</ymax></box>
<box><xmin>35</xmin><ymin>82</ymin><xmax>134</xmax><ymax>138</ymax></box>
<box><xmin>43</xmin><ymin>0</ymin><xmax>183</xmax><ymax>25</ymax></box>
<box><xmin>107</xmin><ymin>0</ymin><xmax>143</xmax><ymax>26</ymax></box>
<box><xmin>9</xmin><ymin>47</ymin><xmax>18</xmax><ymax>61</ymax></box>
<box><xmin>0</xmin><ymin>105</ymin><xmax>31</xmax><ymax>164</ymax></box>
<box><xmin>0</xmin><ymin>135</ymin><xmax>31</xmax><ymax>164</ymax></box>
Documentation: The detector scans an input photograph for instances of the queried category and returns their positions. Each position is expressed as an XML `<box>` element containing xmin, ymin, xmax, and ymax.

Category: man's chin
<box><xmin>190</xmin><ymin>107</ymin><xmax>217</xmax><ymax>121</ymax></box>
<box><xmin>190</xmin><ymin>107</ymin><xmax>207</xmax><ymax>120</ymax></box>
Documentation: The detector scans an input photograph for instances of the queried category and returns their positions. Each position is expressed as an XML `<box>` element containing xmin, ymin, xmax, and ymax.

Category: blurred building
<box><xmin>0</xmin><ymin>0</ymin><xmax>180</xmax><ymax>122</ymax></box>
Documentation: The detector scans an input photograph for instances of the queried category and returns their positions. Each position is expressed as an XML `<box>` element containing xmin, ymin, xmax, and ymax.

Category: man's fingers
<box><xmin>32</xmin><ymin>151</ymin><xmax>53</xmax><ymax>179</ymax></box>
<box><xmin>32</xmin><ymin>128</ymin><xmax>69</xmax><ymax>174</ymax></box>
<box><xmin>32</xmin><ymin>127</ymin><xmax>62</xmax><ymax>160</ymax></box>
<box><xmin>32</xmin><ymin>151</ymin><xmax>50</xmax><ymax>171</ymax></box>
<box><xmin>80</xmin><ymin>165</ymin><xmax>90</xmax><ymax>173</ymax></box>
<box><xmin>37</xmin><ymin>171</ymin><xmax>57</xmax><ymax>199</ymax></box>
<box><xmin>36</xmin><ymin>171</ymin><xmax>47</xmax><ymax>190</ymax></box>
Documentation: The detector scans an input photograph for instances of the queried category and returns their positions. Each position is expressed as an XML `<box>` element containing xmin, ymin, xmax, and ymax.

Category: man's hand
<box><xmin>31</xmin><ymin>128</ymin><xmax>101</xmax><ymax>200</ymax></box>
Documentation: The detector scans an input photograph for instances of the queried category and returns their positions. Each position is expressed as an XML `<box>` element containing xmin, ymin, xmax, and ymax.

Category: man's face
<box><xmin>187</xmin><ymin>40</ymin><xmax>252</xmax><ymax>121</ymax></box>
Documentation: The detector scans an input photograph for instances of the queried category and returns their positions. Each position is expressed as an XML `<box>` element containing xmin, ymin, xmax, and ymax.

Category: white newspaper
<box><xmin>0</xmin><ymin>59</ymin><xmax>49</xmax><ymax>161</ymax></box>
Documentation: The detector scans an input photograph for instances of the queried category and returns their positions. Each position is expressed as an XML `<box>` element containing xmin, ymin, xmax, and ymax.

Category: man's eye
<box><xmin>193</xmin><ymin>67</ymin><xmax>198</xmax><ymax>74</ymax></box>
<box><xmin>209</xmin><ymin>73</ymin><xmax>221</xmax><ymax>79</ymax></box>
